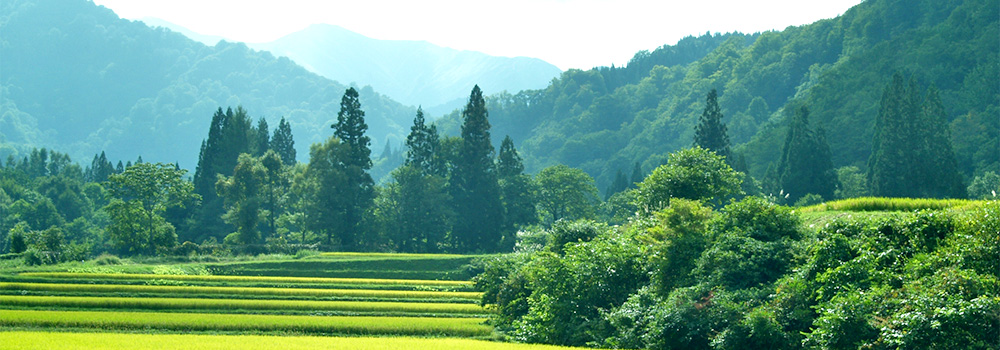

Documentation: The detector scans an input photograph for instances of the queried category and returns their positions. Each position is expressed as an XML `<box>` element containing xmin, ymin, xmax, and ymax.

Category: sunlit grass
<box><xmin>0</xmin><ymin>331</ymin><xmax>591</xmax><ymax>350</ymax></box>
<box><xmin>0</xmin><ymin>310</ymin><xmax>491</xmax><ymax>336</ymax></box>
<box><xmin>0</xmin><ymin>295</ymin><xmax>487</xmax><ymax>315</ymax></box>
<box><xmin>798</xmin><ymin>197</ymin><xmax>983</xmax><ymax>213</ymax></box>
<box><xmin>17</xmin><ymin>272</ymin><xmax>471</xmax><ymax>288</ymax></box>
<box><xmin>0</xmin><ymin>282</ymin><xmax>482</xmax><ymax>301</ymax></box>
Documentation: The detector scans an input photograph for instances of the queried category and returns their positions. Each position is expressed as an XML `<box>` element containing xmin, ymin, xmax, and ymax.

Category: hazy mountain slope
<box><xmin>436</xmin><ymin>0</ymin><xmax>997</xmax><ymax>191</ymax></box>
<box><xmin>138</xmin><ymin>17</ymin><xmax>225</xmax><ymax>46</ymax></box>
<box><xmin>249</xmin><ymin>24</ymin><xmax>563</xmax><ymax>114</ymax></box>
<box><xmin>0</xmin><ymin>0</ymin><xmax>415</xmax><ymax>168</ymax></box>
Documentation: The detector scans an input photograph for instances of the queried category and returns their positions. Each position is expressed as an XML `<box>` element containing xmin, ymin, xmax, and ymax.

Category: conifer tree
<box><xmin>693</xmin><ymin>89</ymin><xmax>731</xmax><ymax>160</ymax></box>
<box><xmin>330</xmin><ymin>87</ymin><xmax>374</xmax><ymax>248</ymax></box>
<box><xmin>254</xmin><ymin>117</ymin><xmax>270</xmax><ymax>156</ymax></box>
<box><xmin>868</xmin><ymin>75</ymin><xmax>965</xmax><ymax>198</ymax></box>
<box><xmin>87</xmin><ymin>151</ymin><xmax>115</xmax><ymax>183</ymax></box>
<box><xmin>605</xmin><ymin>169</ymin><xmax>630</xmax><ymax>200</ymax></box>
<box><xmin>776</xmin><ymin>106</ymin><xmax>836</xmax><ymax>203</ymax></box>
<box><xmin>916</xmin><ymin>86</ymin><xmax>966</xmax><ymax>198</ymax></box>
<box><xmin>630</xmin><ymin>162</ymin><xmax>644</xmax><ymax>187</ymax></box>
<box><xmin>192</xmin><ymin>107</ymin><xmax>254</xmax><ymax>242</ymax></box>
<box><xmin>270</xmin><ymin>117</ymin><xmax>296</xmax><ymax>166</ymax></box>
<box><xmin>450</xmin><ymin>85</ymin><xmax>503</xmax><ymax>252</ymax></box>
<box><xmin>404</xmin><ymin>107</ymin><xmax>441</xmax><ymax>175</ymax></box>
<box><xmin>497</xmin><ymin>135</ymin><xmax>535</xmax><ymax>249</ymax></box>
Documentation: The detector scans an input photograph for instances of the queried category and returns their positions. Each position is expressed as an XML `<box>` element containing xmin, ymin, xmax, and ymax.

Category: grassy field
<box><xmin>0</xmin><ymin>309</ymin><xmax>491</xmax><ymax>336</ymax></box>
<box><xmin>0</xmin><ymin>252</ymin><xmax>518</xmax><ymax>348</ymax></box>
<box><xmin>16</xmin><ymin>272</ymin><xmax>473</xmax><ymax>289</ymax></box>
<box><xmin>0</xmin><ymin>295</ymin><xmax>487</xmax><ymax>315</ymax></box>
<box><xmin>0</xmin><ymin>331</ymin><xmax>586</xmax><ymax>350</ymax></box>
<box><xmin>0</xmin><ymin>282</ymin><xmax>481</xmax><ymax>301</ymax></box>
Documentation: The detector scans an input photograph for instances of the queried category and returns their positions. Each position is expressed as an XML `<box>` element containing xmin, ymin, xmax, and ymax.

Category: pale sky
<box><xmin>93</xmin><ymin>0</ymin><xmax>863</xmax><ymax>71</ymax></box>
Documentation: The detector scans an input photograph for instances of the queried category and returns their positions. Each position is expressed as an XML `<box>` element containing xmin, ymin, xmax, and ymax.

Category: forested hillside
<box><xmin>436</xmin><ymin>0</ymin><xmax>998</xmax><ymax>193</ymax></box>
<box><xmin>0</xmin><ymin>0</ymin><xmax>415</xmax><ymax>168</ymax></box>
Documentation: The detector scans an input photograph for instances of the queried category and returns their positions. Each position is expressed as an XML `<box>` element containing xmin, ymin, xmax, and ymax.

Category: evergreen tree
<box><xmin>330</xmin><ymin>87</ymin><xmax>374</xmax><ymax>248</ymax></box>
<box><xmin>192</xmin><ymin>107</ymin><xmax>254</xmax><ymax>242</ymax></box>
<box><xmin>405</xmin><ymin>107</ymin><xmax>442</xmax><ymax>175</ymax></box>
<box><xmin>254</xmin><ymin>117</ymin><xmax>270</xmax><ymax>156</ymax></box>
<box><xmin>385</xmin><ymin>108</ymin><xmax>453</xmax><ymax>252</ymax></box>
<box><xmin>776</xmin><ymin>106</ymin><xmax>836</xmax><ymax>203</ymax></box>
<box><xmin>605</xmin><ymin>169</ymin><xmax>630</xmax><ymax>200</ymax></box>
<box><xmin>868</xmin><ymin>74</ymin><xmax>965</xmax><ymax>198</ymax></box>
<box><xmin>497</xmin><ymin>135</ymin><xmax>535</xmax><ymax>249</ymax></box>
<box><xmin>629</xmin><ymin>162</ymin><xmax>643</xmax><ymax>188</ymax></box>
<box><xmin>693</xmin><ymin>89</ymin><xmax>731</xmax><ymax>160</ymax></box>
<box><xmin>115</xmin><ymin>161</ymin><xmax>124</xmax><ymax>174</ymax></box>
<box><xmin>87</xmin><ymin>151</ymin><xmax>115</xmax><ymax>183</ymax></box>
<box><xmin>270</xmin><ymin>117</ymin><xmax>296</xmax><ymax>166</ymax></box>
<box><xmin>450</xmin><ymin>85</ymin><xmax>503</xmax><ymax>252</ymax></box>
<box><xmin>916</xmin><ymin>87</ymin><xmax>966</xmax><ymax>198</ymax></box>
<box><xmin>868</xmin><ymin>74</ymin><xmax>911</xmax><ymax>197</ymax></box>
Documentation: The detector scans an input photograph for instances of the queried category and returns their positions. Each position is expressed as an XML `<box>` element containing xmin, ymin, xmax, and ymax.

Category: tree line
<box><xmin>1</xmin><ymin>75</ymin><xmax>996</xmax><ymax>262</ymax></box>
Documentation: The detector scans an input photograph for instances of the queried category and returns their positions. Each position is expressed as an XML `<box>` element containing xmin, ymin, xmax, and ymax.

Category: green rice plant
<box><xmin>205</xmin><ymin>256</ymin><xmax>477</xmax><ymax>280</ymax></box>
<box><xmin>18</xmin><ymin>272</ymin><xmax>472</xmax><ymax>288</ymax></box>
<box><xmin>0</xmin><ymin>282</ymin><xmax>482</xmax><ymax>301</ymax></box>
<box><xmin>798</xmin><ymin>197</ymin><xmax>983</xmax><ymax>213</ymax></box>
<box><xmin>318</xmin><ymin>252</ymin><xmax>482</xmax><ymax>259</ymax></box>
<box><xmin>0</xmin><ymin>331</ymin><xmax>587</xmax><ymax>350</ymax></box>
<box><xmin>0</xmin><ymin>309</ymin><xmax>491</xmax><ymax>336</ymax></box>
<box><xmin>0</xmin><ymin>295</ymin><xmax>487</xmax><ymax>315</ymax></box>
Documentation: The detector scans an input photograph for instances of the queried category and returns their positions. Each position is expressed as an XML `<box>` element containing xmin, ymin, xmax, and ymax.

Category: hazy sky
<box><xmin>93</xmin><ymin>0</ymin><xmax>863</xmax><ymax>70</ymax></box>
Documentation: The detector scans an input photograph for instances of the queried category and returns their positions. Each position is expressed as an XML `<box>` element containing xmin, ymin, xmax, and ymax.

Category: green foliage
<box><xmin>534</xmin><ymin>165</ymin><xmax>599</xmax><ymax>225</ymax></box>
<box><xmin>300</xmin><ymin>137</ymin><xmax>350</xmax><ymax>246</ymax></box>
<box><xmin>967</xmin><ymin>171</ymin><xmax>1000</xmax><ymax>199</ymax></box>
<box><xmin>450</xmin><ymin>85</ymin><xmax>503</xmax><ymax>252</ymax></box>
<box><xmin>636</xmin><ymin>147</ymin><xmax>742</xmax><ymax>211</ymax></box>
<box><xmin>105</xmin><ymin>163</ymin><xmax>196</xmax><ymax>256</ymax></box>
<box><xmin>545</xmin><ymin>220</ymin><xmax>604</xmax><ymax>255</ymax></box>
<box><xmin>777</xmin><ymin>106</ymin><xmax>836</xmax><ymax>203</ymax></box>
<box><xmin>868</xmin><ymin>75</ymin><xmax>966</xmax><ymax>198</ymax></box>
<box><xmin>382</xmin><ymin>165</ymin><xmax>452</xmax><ymax>253</ymax></box>
<box><xmin>834</xmin><ymin>166</ymin><xmax>869</xmax><ymax>199</ymax></box>
<box><xmin>649</xmin><ymin>199</ymin><xmax>713</xmax><ymax>294</ymax></box>
<box><xmin>270</xmin><ymin>117</ymin><xmax>296</xmax><ymax>166</ymax></box>
<box><xmin>693</xmin><ymin>89</ymin><xmax>731</xmax><ymax>160</ymax></box>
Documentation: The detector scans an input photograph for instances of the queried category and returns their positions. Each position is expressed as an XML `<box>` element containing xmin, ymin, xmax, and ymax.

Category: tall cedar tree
<box><xmin>450</xmin><ymin>85</ymin><xmax>503</xmax><ymax>252</ymax></box>
<box><xmin>868</xmin><ymin>74</ymin><xmax>965</xmax><ymax>198</ymax></box>
<box><xmin>776</xmin><ymin>106</ymin><xmax>836</xmax><ymax>202</ymax></box>
<box><xmin>916</xmin><ymin>87</ymin><xmax>966</xmax><ymax>198</ymax></box>
<box><xmin>404</xmin><ymin>107</ymin><xmax>442</xmax><ymax>175</ymax></box>
<box><xmin>497</xmin><ymin>135</ymin><xmax>535</xmax><ymax>249</ymax></box>
<box><xmin>192</xmin><ymin>107</ymin><xmax>253</xmax><ymax>242</ymax></box>
<box><xmin>331</xmin><ymin>87</ymin><xmax>374</xmax><ymax>248</ymax></box>
<box><xmin>387</xmin><ymin>109</ymin><xmax>453</xmax><ymax>253</ymax></box>
<box><xmin>254</xmin><ymin>117</ymin><xmax>270</xmax><ymax>156</ymax></box>
<box><xmin>270</xmin><ymin>117</ymin><xmax>296</xmax><ymax>166</ymax></box>
<box><xmin>693</xmin><ymin>89</ymin><xmax>731</xmax><ymax>160</ymax></box>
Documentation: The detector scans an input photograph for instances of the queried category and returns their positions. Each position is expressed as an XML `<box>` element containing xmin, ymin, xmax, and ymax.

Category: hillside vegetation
<box><xmin>436</xmin><ymin>0</ymin><xmax>998</xmax><ymax>191</ymax></box>
<box><xmin>0</xmin><ymin>0</ymin><xmax>415</xmax><ymax>167</ymax></box>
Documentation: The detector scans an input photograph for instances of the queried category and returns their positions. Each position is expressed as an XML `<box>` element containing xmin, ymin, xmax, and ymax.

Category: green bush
<box><xmin>93</xmin><ymin>253</ymin><xmax>122</xmax><ymax>266</ymax></box>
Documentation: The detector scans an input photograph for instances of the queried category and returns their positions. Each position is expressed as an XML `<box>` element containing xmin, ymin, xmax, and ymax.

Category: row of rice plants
<box><xmin>0</xmin><ymin>295</ymin><xmax>487</xmax><ymax>316</ymax></box>
<box><xmin>0</xmin><ymin>282</ymin><xmax>482</xmax><ymax>302</ymax></box>
<box><xmin>0</xmin><ymin>331</ymin><xmax>586</xmax><ymax>350</ymax></box>
<box><xmin>205</xmin><ymin>256</ymin><xmax>477</xmax><ymax>280</ymax></box>
<box><xmin>799</xmin><ymin>197</ymin><xmax>984</xmax><ymax>212</ymax></box>
<box><xmin>18</xmin><ymin>272</ymin><xmax>472</xmax><ymax>289</ymax></box>
<box><xmin>0</xmin><ymin>309</ymin><xmax>491</xmax><ymax>337</ymax></box>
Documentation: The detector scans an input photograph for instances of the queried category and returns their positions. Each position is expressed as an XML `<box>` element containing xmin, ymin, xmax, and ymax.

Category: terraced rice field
<box><xmin>0</xmin><ymin>253</ymin><xmax>576</xmax><ymax>349</ymax></box>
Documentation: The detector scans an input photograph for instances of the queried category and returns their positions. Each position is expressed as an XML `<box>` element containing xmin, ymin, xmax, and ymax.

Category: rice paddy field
<box><xmin>0</xmin><ymin>252</ymin><xmax>583</xmax><ymax>349</ymax></box>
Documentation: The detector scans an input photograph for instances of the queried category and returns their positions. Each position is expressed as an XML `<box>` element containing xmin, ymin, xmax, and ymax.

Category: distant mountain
<box><xmin>0</xmin><ymin>0</ymin><xmax>415</xmax><ymax>169</ymax></box>
<box><xmin>138</xmin><ymin>17</ymin><xmax>225</xmax><ymax>46</ymax></box>
<box><xmin>248</xmin><ymin>24</ymin><xmax>563</xmax><ymax>115</ymax></box>
<box><xmin>435</xmin><ymin>0</ymin><xmax>998</xmax><ymax>192</ymax></box>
